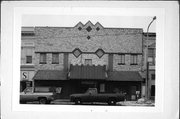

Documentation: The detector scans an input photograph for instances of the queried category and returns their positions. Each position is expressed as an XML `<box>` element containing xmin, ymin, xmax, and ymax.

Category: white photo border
<box><xmin>1</xmin><ymin>1</ymin><xmax>179</xmax><ymax>119</ymax></box>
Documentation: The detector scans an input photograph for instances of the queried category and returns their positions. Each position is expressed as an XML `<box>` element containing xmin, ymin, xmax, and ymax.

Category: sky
<box><xmin>22</xmin><ymin>15</ymin><xmax>156</xmax><ymax>33</ymax></box>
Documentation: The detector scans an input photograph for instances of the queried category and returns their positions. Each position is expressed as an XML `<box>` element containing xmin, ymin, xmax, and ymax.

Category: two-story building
<box><xmin>23</xmin><ymin>21</ymin><xmax>144</xmax><ymax>100</ymax></box>
<box><xmin>20</xmin><ymin>27</ymin><xmax>35</xmax><ymax>92</ymax></box>
<box><xmin>143</xmin><ymin>32</ymin><xmax>156</xmax><ymax>99</ymax></box>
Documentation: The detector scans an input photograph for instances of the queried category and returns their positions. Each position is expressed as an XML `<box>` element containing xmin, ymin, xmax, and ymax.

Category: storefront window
<box><xmin>100</xmin><ymin>83</ymin><xmax>105</xmax><ymax>92</ymax></box>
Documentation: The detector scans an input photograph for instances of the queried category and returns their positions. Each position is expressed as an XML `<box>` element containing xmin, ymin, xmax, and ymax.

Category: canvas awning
<box><xmin>108</xmin><ymin>71</ymin><xmax>143</xmax><ymax>81</ymax></box>
<box><xmin>33</xmin><ymin>70</ymin><xmax>67</xmax><ymax>80</ymax></box>
<box><xmin>69</xmin><ymin>64</ymin><xmax>107</xmax><ymax>80</ymax></box>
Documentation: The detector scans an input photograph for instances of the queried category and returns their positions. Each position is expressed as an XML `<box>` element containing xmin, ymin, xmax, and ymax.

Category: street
<box><xmin>25</xmin><ymin>99</ymin><xmax>154</xmax><ymax>106</ymax></box>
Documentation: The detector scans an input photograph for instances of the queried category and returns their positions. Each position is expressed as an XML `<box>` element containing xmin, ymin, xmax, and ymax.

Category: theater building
<box><xmin>29</xmin><ymin>21</ymin><xmax>144</xmax><ymax>100</ymax></box>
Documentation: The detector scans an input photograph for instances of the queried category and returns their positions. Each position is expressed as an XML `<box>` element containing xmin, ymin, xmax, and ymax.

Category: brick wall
<box><xmin>113</xmin><ymin>54</ymin><xmax>142</xmax><ymax>71</ymax></box>
<box><xmin>35</xmin><ymin>53</ymin><xmax>64</xmax><ymax>71</ymax></box>
<box><xmin>34</xmin><ymin>21</ymin><xmax>143</xmax><ymax>71</ymax></box>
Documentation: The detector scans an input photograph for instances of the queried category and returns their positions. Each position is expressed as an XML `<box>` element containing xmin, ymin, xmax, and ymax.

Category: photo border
<box><xmin>1</xmin><ymin>1</ymin><xmax>179</xmax><ymax>119</ymax></box>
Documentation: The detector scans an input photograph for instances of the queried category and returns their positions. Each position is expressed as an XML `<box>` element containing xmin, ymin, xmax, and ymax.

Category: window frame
<box><xmin>39</xmin><ymin>53</ymin><xmax>47</xmax><ymax>64</ymax></box>
<box><xmin>26</xmin><ymin>55</ymin><xmax>32</xmax><ymax>64</ymax></box>
<box><xmin>118</xmin><ymin>54</ymin><xmax>125</xmax><ymax>65</ymax></box>
<box><xmin>130</xmin><ymin>54</ymin><xmax>138</xmax><ymax>65</ymax></box>
<box><xmin>52</xmin><ymin>53</ymin><xmax>59</xmax><ymax>64</ymax></box>
<box><xmin>85</xmin><ymin>59</ymin><xmax>92</xmax><ymax>66</ymax></box>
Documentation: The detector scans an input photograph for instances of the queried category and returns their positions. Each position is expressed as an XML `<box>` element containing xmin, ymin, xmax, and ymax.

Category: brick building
<box><xmin>143</xmin><ymin>32</ymin><xmax>156</xmax><ymax>99</ymax></box>
<box><xmin>20</xmin><ymin>27</ymin><xmax>35</xmax><ymax>92</ymax></box>
<box><xmin>21</xmin><ymin>21</ymin><xmax>145</xmax><ymax>100</ymax></box>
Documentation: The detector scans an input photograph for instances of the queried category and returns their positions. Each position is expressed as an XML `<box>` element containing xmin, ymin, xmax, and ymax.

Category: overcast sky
<box><xmin>22</xmin><ymin>15</ymin><xmax>156</xmax><ymax>32</ymax></box>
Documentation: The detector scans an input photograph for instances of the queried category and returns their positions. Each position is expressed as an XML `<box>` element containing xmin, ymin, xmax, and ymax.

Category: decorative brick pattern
<box><xmin>34</xmin><ymin>23</ymin><xmax>143</xmax><ymax>53</ymax></box>
<box><xmin>68</xmin><ymin>54</ymin><xmax>108</xmax><ymax>67</ymax></box>
<box><xmin>33</xmin><ymin>21</ymin><xmax>143</xmax><ymax>71</ymax></box>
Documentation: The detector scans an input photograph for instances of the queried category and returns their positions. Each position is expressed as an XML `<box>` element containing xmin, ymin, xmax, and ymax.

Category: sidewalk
<box><xmin>117</xmin><ymin>101</ymin><xmax>155</xmax><ymax>106</ymax></box>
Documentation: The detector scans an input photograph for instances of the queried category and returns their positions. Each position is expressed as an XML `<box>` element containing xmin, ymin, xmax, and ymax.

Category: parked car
<box><xmin>20</xmin><ymin>87</ymin><xmax>55</xmax><ymax>104</ymax></box>
<box><xmin>70</xmin><ymin>88</ymin><xmax>125</xmax><ymax>105</ymax></box>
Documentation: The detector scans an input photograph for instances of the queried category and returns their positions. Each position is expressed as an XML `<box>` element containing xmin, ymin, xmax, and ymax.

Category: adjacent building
<box><xmin>20</xmin><ymin>27</ymin><xmax>35</xmax><ymax>92</ymax></box>
<box><xmin>143</xmin><ymin>32</ymin><xmax>156</xmax><ymax>99</ymax></box>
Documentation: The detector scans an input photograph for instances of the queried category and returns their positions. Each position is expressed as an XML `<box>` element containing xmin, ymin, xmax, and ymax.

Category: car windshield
<box><xmin>24</xmin><ymin>87</ymin><xmax>33</xmax><ymax>93</ymax></box>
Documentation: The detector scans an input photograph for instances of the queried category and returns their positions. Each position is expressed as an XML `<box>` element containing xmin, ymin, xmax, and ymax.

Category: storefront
<box><xmin>20</xmin><ymin>65</ymin><xmax>35</xmax><ymax>92</ymax></box>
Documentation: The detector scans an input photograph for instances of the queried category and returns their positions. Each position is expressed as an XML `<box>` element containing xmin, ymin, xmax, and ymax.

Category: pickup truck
<box><xmin>70</xmin><ymin>88</ymin><xmax>125</xmax><ymax>105</ymax></box>
<box><xmin>20</xmin><ymin>87</ymin><xmax>55</xmax><ymax>104</ymax></box>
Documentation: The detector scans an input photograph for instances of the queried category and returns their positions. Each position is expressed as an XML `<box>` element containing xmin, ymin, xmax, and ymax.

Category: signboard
<box><xmin>22</xmin><ymin>71</ymin><xmax>28</xmax><ymax>80</ymax></box>
<box><xmin>21</xmin><ymin>71</ymin><xmax>34</xmax><ymax>81</ymax></box>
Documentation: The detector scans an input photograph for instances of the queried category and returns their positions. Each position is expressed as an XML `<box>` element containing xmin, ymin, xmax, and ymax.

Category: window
<box><xmin>26</xmin><ymin>56</ymin><xmax>32</xmax><ymax>64</ymax></box>
<box><xmin>52</xmin><ymin>53</ymin><xmax>59</xmax><ymax>64</ymax></box>
<box><xmin>40</xmin><ymin>53</ymin><xmax>46</xmax><ymax>64</ymax></box>
<box><xmin>148</xmin><ymin>48</ymin><xmax>155</xmax><ymax>57</ymax></box>
<box><xmin>151</xmin><ymin>74</ymin><xmax>155</xmax><ymax>80</ymax></box>
<box><xmin>85</xmin><ymin>59</ymin><xmax>92</xmax><ymax>65</ymax></box>
<box><xmin>130</xmin><ymin>54</ymin><xmax>138</xmax><ymax>65</ymax></box>
<box><xmin>100</xmin><ymin>83</ymin><xmax>105</xmax><ymax>93</ymax></box>
<box><xmin>118</xmin><ymin>54</ymin><xmax>125</xmax><ymax>65</ymax></box>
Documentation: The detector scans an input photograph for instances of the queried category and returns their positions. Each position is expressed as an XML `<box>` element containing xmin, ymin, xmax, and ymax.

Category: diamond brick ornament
<box><xmin>95</xmin><ymin>48</ymin><xmax>105</xmax><ymax>58</ymax></box>
<box><xmin>72</xmin><ymin>48</ymin><xmax>82</xmax><ymax>58</ymax></box>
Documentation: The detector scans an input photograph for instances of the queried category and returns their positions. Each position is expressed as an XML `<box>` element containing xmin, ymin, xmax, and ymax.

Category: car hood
<box><xmin>70</xmin><ymin>94</ymin><xmax>84</xmax><ymax>97</ymax></box>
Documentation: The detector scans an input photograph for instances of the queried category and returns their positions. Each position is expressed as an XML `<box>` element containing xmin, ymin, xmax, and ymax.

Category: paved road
<box><xmin>25</xmin><ymin>99</ymin><xmax>154</xmax><ymax>106</ymax></box>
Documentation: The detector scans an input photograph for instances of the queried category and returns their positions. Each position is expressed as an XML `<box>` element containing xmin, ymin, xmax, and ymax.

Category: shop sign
<box><xmin>22</xmin><ymin>71</ymin><xmax>28</xmax><ymax>80</ymax></box>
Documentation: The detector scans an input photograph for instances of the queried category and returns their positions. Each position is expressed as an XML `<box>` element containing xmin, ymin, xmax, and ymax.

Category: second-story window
<box><xmin>85</xmin><ymin>59</ymin><xmax>92</xmax><ymax>66</ymax></box>
<box><xmin>130</xmin><ymin>54</ymin><xmax>138</xmax><ymax>65</ymax></box>
<box><xmin>118</xmin><ymin>54</ymin><xmax>125</xmax><ymax>65</ymax></box>
<box><xmin>52</xmin><ymin>53</ymin><xmax>59</xmax><ymax>64</ymax></box>
<box><xmin>151</xmin><ymin>74</ymin><xmax>155</xmax><ymax>80</ymax></box>
<box><xmin>40</xmin><ymin>53</ymin><xmax>46</xmax><ymax>64</ymax></box>
<box><xmin>26</xmin><ymin>56</ymin><xmax>32</xmax><ymax>64</ymax></box>
<box><xmin>148</xmin><ymin>48</ymin><xmax>156</xmax><ymax>65</ymax></box>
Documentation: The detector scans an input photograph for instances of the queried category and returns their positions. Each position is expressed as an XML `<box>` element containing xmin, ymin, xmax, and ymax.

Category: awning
<box><xmin>69</xmin><ymin>64</ymin><xmax>107</xmax><ymax>80</ymax></box>
<box><xmin>108</xmin><ymin>71</ymin><xmax>143</xmax><ymax>81</ymax></box>
<box><xmin>33</xmin><ymin>70</ymin><xmax>67</xmax><ymax>80</ymax></box>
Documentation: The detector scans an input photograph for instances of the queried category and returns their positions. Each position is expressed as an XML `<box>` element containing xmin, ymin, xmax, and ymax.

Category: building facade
<box><xmin>20</xmin><ymin>27</ymin><xmax>35</xmax><ymax>92</ymax></box>
<box><xmin>143</xmin><ymin>33</ymin><xmax>156</xmax><ymax>99</ymax></box>
<box><xmin>21</xmin><ymin>21</ymin><xmax>145</xmax><ymax>100</ymax></box>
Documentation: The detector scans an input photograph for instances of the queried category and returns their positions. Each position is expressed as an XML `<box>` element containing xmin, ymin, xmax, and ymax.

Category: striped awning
<box><xmin>69</xmin><ymin>64</ymin><xmax>107</xmax><ymax>80</ymax></box>
<box><xmin>108</xmin><ymin>71</ymin><xmax>143</xmax><ymax>81</ymax></box>
<box><xmin>33</xmin><ymin>70</ymin><xmax>67</xmax><ymax>80</ymax></box>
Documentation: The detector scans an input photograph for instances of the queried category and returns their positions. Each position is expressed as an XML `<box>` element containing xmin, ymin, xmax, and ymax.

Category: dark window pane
<box><xmin>26</xmin><ymin>56</ymin><xmax>32</xmax><ymax>64</ymax></box>
<box><xmin>151</xmin><ymin>74</ymin><xmax>155</xmax><ymax>80</ymax></box>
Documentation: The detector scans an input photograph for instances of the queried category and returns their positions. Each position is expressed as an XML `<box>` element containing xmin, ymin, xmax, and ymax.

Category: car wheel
<box><xmin>39</xmin><ymin>98</ymin><xmax>47</xmax><ymax>104</ymax></box>
<box><xmin>108</xmin><ymin>99</ymin><xmax>116</xmax><ymax>105</ymax></box>
<box><xmin>75</xmin><ymin>98</ymin><xmax>81</xmax><ymax>105</ymax></box>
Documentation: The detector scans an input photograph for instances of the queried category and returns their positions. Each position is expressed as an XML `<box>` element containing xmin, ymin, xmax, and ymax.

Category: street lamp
<box><xmin>145</xmin><ymin>16</ymin><xmax>156</xmax><ymax>100</ymax></box>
